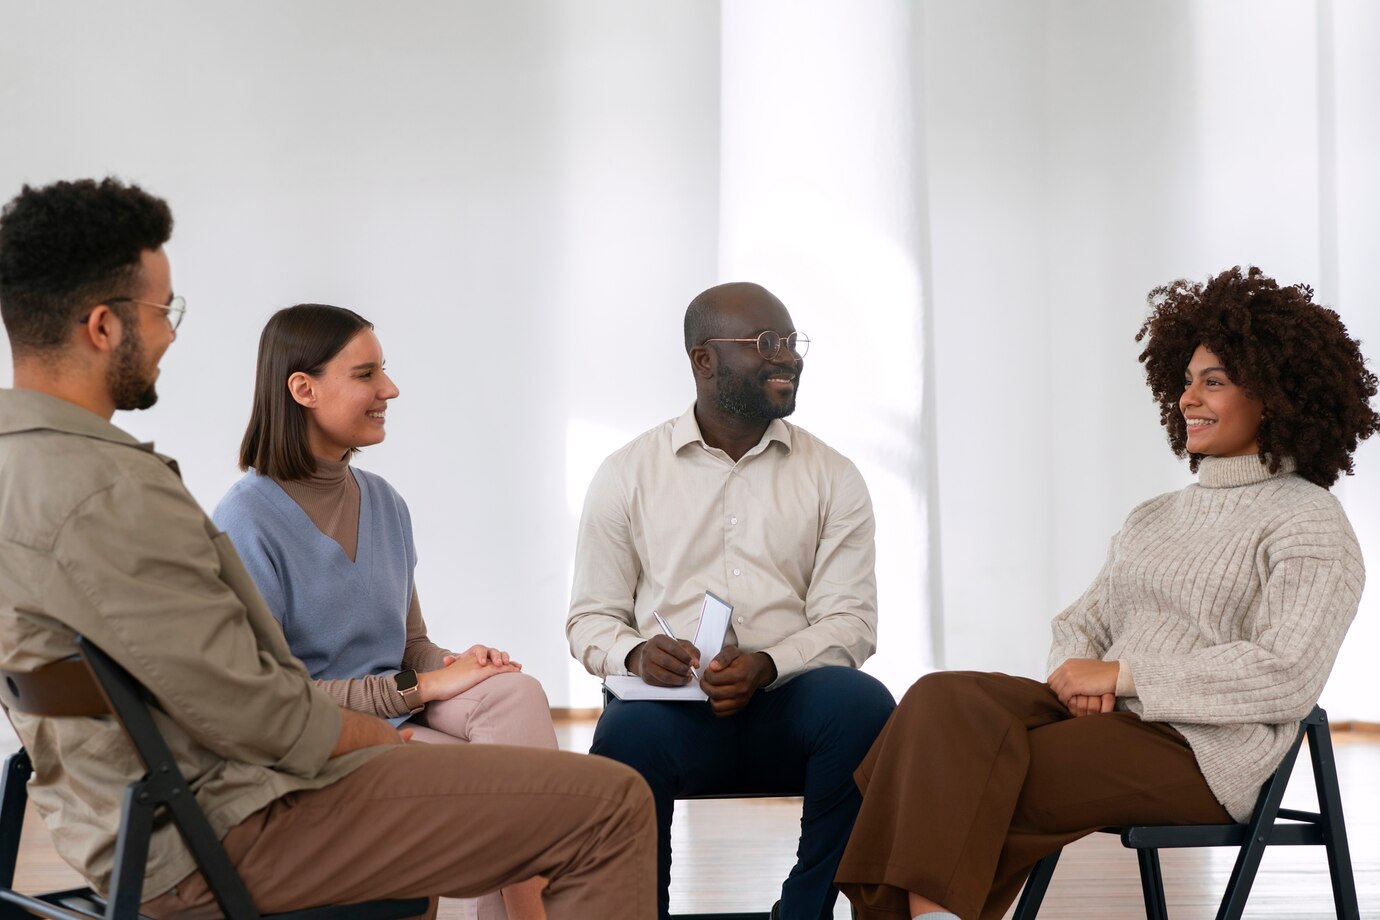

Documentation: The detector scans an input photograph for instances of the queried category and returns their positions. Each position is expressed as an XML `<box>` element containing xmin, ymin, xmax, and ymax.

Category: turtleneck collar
<box><xmin>1197</xmin><ymin>454</ymin><xmax>1296</xmax><ymax>489</ymax></box>
<box><xmin>277</xmin><ymin>453</ymin><xmax>352</xmax><ymax>491</ymax></box>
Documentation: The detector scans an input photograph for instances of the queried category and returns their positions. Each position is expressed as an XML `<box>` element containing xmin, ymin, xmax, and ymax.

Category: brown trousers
<box><xmin>835</xmin><ymin>672</ymin><xmax>1232</xmax><ymax>920</ymax></box>
<box><xmin>142</xmin><ymin>742</ymin><xmax>656</xmax><ymax>919</ymax></box>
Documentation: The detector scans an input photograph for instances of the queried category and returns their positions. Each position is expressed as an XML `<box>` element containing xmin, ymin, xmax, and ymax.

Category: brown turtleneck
<box><xmin>274</xmin><ymin>455</ymin><xmax>450</xmax><ymax>719</ymax></box>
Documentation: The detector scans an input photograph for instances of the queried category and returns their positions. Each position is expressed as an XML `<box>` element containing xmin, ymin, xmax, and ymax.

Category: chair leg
<box><xmin>1010</xmin><ymin>850</ymin><xmax>1061</xmax><ymax>920</ymax></box>
<box><xmin>1305</xmin><ymin>716</ymin><xmax>1360</xmax><ymax>920</ymax></box>
<box><xmin>106</xmin><ymin>783</ymin><xmax>155</xmax><ymax>920</ymax></box>
<box><xmin>0</xmin><ymin>751</ymin><xmax>32</xmax><ymax>890</ymax></box>
<box><xmin>1135</xmin><ymin>848</ymin><xmax>1168</xmax><ymax>920</ymax></box>
<box><xmin>1214</xmin><ymin>722</ymin><xmax>1309</xmax><ymax>920</ymax></box>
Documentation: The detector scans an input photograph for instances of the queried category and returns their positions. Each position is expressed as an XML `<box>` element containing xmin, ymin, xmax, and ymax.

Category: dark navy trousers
<box><xmin>590</xmin><ymin>666</ymin><xmax>896</xmax><ymax>920</ymax></box>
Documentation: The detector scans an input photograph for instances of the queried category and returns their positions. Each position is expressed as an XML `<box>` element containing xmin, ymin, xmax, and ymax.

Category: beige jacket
<box><xmin>0</xmin><ymin>388</ymin><xmax>384</xmax><ymax>900</ymax></box>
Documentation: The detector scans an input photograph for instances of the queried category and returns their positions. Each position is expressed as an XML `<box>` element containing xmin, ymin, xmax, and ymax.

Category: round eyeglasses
<box><xmin>701</xmin><ymin>330</ymin><xmax>810</xmax><ymax>361</ymax></box>
<box><xmin>80</xmin><ymin>296</ymin><xmax>187</xmax><ymax>332</ymax></box>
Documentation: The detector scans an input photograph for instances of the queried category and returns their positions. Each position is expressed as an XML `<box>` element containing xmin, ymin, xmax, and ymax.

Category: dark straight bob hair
<box><xmin>239</xmin><ymin>303</ymin><xmax>373</xmax><ymax>480</ymax></box>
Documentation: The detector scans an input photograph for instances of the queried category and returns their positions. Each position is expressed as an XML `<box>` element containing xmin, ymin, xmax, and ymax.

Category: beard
<box><xmin>107</xmin><ymin>325</ymin><xmax>159</xmax><ymax>411</ymax></box>
<box><xmin>715</xmin><ymin>362</ymin><xmax>799</xmax><ymax>421</ymax></box>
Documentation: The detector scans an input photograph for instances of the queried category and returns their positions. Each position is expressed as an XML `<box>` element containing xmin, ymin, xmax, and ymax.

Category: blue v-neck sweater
<box><xmin>213</xmin><ymin>468</ymin><xmax>417</xmax><ymax>686</ymax></box>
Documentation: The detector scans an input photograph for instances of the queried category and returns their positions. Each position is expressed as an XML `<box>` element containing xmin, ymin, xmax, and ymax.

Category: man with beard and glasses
<box><xmin>0</xmin><ymin>178</ymin><xmax>657</xmax><ymax>918</ymax></box>
<box><xmin>567</xmin><ymin>282</ymin><xmax>896</xmax><ymax>920</ymax></box>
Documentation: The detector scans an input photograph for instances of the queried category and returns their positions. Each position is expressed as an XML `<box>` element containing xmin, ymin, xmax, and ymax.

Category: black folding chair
<box><xmin>1012</xmin><ymin>706</ymin><xmax>1359</xmax><ymax>920</ymax></box>
<box><xmin>0</xmin><ymin>634</ymin><xmax>429</xmax><ymax>920</ymax></box>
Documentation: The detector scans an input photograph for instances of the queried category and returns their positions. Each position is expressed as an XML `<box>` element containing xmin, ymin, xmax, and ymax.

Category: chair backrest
<box><xmin>0</xmin><ymin>638</ymin><xmax>428</xmax><ymax>920</ymax></box>
<box><xmin>0</xmin><ymin>637</ymin><xmax>262</xmax><ymax>920</ymax></box>
<box><xmin>0</xmin><ymin>656</ymin><xmax>110</xmax><ymax>718</ymax></box>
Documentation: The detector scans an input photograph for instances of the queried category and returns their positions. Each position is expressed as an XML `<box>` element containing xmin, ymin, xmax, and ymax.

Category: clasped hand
<box><xmin>629</xmin><ymin>636</ymin><xmax>777</xmax><ymax>717</ymax></box>
<box><xmin>418</xmin><ymin>644</ymin><xmax>522</xmax><ymax>704</ymax></box>
<box><xmin>1046</xmin><ymin>657</ymin><xmax>1119</xmax><ymax>717</ymax></box>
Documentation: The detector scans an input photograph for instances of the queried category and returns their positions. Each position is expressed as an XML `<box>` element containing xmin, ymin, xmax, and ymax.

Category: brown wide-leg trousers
<box><xmin>835</xmin><ymin>672</ymin><xmax>1233</xmax><ymax>920</ymax></box>
<box><xmin>142</xmin><ymin>742</ymin><xmax>656</xmax><ymax>920</ymax></box>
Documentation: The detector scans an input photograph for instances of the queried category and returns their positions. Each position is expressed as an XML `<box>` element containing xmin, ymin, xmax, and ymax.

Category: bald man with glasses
<box><xmin>567</xmin><ymin>282</ymin><xmax>896</xmax><ymax>920</ymax></box>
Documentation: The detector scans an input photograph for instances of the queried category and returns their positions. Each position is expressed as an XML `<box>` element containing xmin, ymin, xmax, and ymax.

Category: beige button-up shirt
<box><xmin>0</xmin><ymin>389</ymin><xmax>384</xmax><ymax>900</ymax></box>
<box><xmin>567</xmin><ymin>405</ymin><xmax>878</xmax><ymax>685</ymax></box>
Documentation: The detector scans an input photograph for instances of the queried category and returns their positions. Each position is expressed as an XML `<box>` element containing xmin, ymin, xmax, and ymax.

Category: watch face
<box><xmin>395</xmin><ymin>670</ymin><xmax>419</xmax><ymax>692</ymax></box>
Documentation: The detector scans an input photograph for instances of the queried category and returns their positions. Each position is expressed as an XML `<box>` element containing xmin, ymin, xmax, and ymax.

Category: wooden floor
<box><xmin>7</xmin><ymin>723</ymin><xmax>1379</xmax><ymax>918</ymax></box>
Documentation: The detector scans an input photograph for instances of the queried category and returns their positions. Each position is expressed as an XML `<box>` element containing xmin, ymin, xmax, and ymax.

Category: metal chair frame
<box><xmin>1011</xmin><ymin>706</ymin><xmax>1359</xmax><ymax>920</ymax></box>
<box><xmin>0</xmin><ymin>634</ymin><xmax>428</xmax><ymax>920</ymax></box>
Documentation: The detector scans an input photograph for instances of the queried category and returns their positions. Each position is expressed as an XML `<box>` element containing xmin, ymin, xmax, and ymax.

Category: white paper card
<box><xmin>691</xmin><ymin>591</ymin><xmax>733</xmax><ymax>666</ymax></box>
<box><xmin>602</xmin><ymin>591</ymin><xmax>735</xmax><ymax>703</ymax></box>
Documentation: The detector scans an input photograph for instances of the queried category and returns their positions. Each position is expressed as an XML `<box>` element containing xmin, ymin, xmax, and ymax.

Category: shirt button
<box><xmin>732</xmin><ymin>568</ymin><xmax>741</xmax><ymax>576</ymax></box>
<box><xmin>736</xmin><ymin>616</ymin><xmax>745</xmax><ymax>624</ymax></box>
<box><xmin>730</xmin><ymin>516</ymin><xmax>738</xmax><ymax>525</ymax></box>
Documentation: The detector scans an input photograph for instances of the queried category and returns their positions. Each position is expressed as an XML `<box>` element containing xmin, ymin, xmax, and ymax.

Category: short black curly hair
<box><xmin>1136</xmin><ymin>265</ymin><xmax>1380</xmax><ymax>488</ymax></box>
<box><xmin>0</xmin><ymin>177</ymin><xmax>173</xmax><ymax>356</ymax></box>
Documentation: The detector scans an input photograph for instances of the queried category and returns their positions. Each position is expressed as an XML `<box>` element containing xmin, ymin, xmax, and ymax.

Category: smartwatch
<box><xmin>393</xmin><ymin>669</ymin><xmax>424</xmax><ymax>715</ymax></box>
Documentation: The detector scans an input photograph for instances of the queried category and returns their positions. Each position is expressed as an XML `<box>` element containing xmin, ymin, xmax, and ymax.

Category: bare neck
<box><xmin>12</xmin><ymin>358</ymin><xmax>116</xmax><ymax>419</ymax></box>
<box><xmin>693</xmin><ymin>401</ymin><xmax>769</xmax><ymax>463</ymax></box>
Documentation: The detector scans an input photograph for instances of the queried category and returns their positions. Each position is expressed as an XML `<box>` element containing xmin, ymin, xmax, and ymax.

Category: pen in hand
<box><xmin>652</xmin><ymin>610</ymin><xmax>700</xmax><ymax>681</ymax></box>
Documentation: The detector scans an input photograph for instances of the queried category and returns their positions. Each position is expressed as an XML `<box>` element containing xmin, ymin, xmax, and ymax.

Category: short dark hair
<box><xmin>239</xmin><ymin>304</ymin><xmax>374</xmax><ymax>481</ymax></box>
<box><xmin>0</xmin><ymin>178</ymin><xmax>173</xmax><ymax>356</ymax></box>
<box><xmin>1137</xmin><ymin>265</ymin><xmax>1380</xmax><ymax>488</ymax></box>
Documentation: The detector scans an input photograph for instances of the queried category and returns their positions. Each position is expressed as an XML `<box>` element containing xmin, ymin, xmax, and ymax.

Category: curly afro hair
<box><xmin>0</xmin><ymin>177</ymin><xmax>172</xmax><ymax>355</ymax></box>
<box><xmin>1136</xmin><ymin>265</ymin><xmax>1380</xmax><ymax>488</ymax></box>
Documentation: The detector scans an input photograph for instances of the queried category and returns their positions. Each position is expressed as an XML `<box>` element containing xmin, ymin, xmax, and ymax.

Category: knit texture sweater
<box><xmin>1048</xmin><ymin>455</ymin><xmax>1364</xmax><ymax>822</ymax></box>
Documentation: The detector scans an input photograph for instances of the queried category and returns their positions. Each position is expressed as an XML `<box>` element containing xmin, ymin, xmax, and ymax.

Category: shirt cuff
<box><xmin>604</xmin><ymin>635</ymin><xmax>646</xmax><ymax>678</ymax></box>
<box><xmin>1115</xmin><ymin>659</ymin><xmax>1137</xmax><ymax>697</ymax></box>
<box><xmin>759</xmin><ymin>644</ymin><xmax>803</xmax><ymax>688</ymax></box>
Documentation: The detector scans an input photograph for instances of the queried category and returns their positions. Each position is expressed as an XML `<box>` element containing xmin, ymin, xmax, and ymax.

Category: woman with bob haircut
<box><xmin>214</xmin><ymin>304</ymin><xmax>555</xmax><ymax>920</ymax></box>
<box><xmin>835</xmin><ymin>266</ymin><xmax>1380</xmax><ymax>920</ymax></box>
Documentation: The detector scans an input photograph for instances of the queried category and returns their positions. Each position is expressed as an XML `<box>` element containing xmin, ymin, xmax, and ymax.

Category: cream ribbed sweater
<box><xmin>1048</xmin><ymin>454</ymin><xmax>1365</xmax><ymax>821</ymax></box>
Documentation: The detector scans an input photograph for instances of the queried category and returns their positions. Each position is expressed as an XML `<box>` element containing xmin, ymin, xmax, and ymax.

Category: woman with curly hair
<box><xmin>835</xmin><ymin>266</ymin><xmax>1380</xmax><ymax>920</ymax></box>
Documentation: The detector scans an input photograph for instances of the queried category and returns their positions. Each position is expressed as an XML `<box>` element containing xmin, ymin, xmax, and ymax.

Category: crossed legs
<box><xmin>835</xmin><ymin>672</ymin><xmax>1231</xmax><ymax>920</ymax></box>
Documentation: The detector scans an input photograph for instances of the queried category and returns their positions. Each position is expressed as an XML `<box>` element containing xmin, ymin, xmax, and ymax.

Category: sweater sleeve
<box><xmin>1125</xmin><ymin>521</ymin><xmax>1364</xmax><ymax>726</ymax></box>
<box><xmin>1046</xmin><ymin>547</ymin><xmax>1116</xmax><ymax>676</ymax></box>
<box><xmin>313</xmin><ymin>673</ymin><xmax>411</xmax><ymax>719</ymax></box>
<box><xmin>402</xmin><ymin>587</ymin><xmax>451</xmax><ymax>672</ymax></box>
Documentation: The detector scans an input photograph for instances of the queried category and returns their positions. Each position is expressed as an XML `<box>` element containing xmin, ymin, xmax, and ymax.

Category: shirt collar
<box><xmin>0</xmin><ymin>388</ymin><xmax>172</xmax><ymax>466</ymax></box>
<box><xmin>670</xmin><ymin>402</ymin><xmax>793</xmax><ymax>457</ymax></box>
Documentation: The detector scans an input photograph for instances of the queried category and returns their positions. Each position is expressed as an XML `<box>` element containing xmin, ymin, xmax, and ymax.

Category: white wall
<box><xmin>718</xmin><ymin>0</ymin><xmax>936</xmax><ymax>698</ymax></box>
<box><xmin>923</xmin><ymin>1</ymin><xmax>1380</xmax><ymax>720</ymax></box>
<box><xmin>2</xmin><ymin>1</ymin><xmax>1378</xmax><ymax>720</ymax></box>
<box><xmin>0</xmin><ymin>0</ymin><xmax>721</xmax><ymax>709</ymax></box>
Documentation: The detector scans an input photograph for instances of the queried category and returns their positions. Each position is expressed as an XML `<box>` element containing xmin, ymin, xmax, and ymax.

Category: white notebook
<box><xmin>604</xmin><ymin>592</ymin><xmax>734</xmax><ymax>702</ymax></box>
